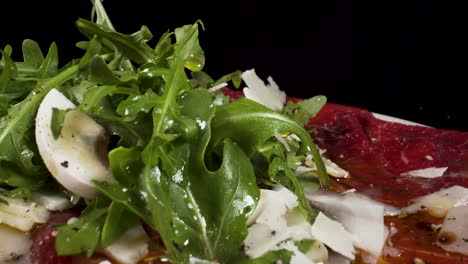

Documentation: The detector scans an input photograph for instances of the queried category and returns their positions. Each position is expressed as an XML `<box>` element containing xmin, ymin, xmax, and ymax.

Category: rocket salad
<box><xmin>0</xmin><ymin>1</ymin><xmax>336</xmax><ymax>263</ymax></box>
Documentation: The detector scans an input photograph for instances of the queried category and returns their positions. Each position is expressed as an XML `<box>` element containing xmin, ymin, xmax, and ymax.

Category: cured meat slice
<box><xmin>307</xmin><ymin>103</ymin><xmax>468</xmax><ymax>207</ymax></box>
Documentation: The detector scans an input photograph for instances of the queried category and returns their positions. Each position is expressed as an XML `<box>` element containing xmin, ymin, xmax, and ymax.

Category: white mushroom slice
<box><xmin>0</xmin><ymin>224</ymin><xmax>32</xmax><ymax>264</ymax></box>
<box><xmin>35</xmin><ymin>88</ymin><xmax>113</xmax><ymax>198</ymax></box>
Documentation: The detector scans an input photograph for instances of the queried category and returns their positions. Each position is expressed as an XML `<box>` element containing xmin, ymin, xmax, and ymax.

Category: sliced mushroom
<box><xmin>35</xmin><ymin>88</ymin><xmax>113</xmax><ymax>198</ymax></box>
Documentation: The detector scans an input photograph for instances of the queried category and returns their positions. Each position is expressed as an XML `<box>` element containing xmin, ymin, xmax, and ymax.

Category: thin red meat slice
<box><xmin>307</xmin><ymin>103</ymin><xmax>468</xmax><ymax>207</ymax></box>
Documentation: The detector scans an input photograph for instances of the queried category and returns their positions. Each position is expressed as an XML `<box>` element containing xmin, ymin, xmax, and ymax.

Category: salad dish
<box><xmin>1</xmin><ymin>1</ymin><xmax>467</xmax><ymax>264</ymax></box>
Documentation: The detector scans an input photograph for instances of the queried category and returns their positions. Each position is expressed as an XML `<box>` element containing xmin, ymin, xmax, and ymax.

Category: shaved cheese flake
<box><xmin>274</xmin><ymin>133</ymin><xmax>291</xmax><ymax>152</ymax></box>
<box><xmin>304</xmin><ymin>154</ymin><xmax>349</xmax><ymax>178</ymax></box>
<box><xmin>247</xmin><ymin>186</ymin><xmax>298</xmax><ymax>227</ymax></box>
<box><xmin>400</xmin><ymin>167</ymin><xmax>448</xmax><ymax>178</ymax></box>
<box><xmin>306</xmin><ymin>191</ymin><xmax>388</xmax><ymax>259</ymax></box>
<box><xmin>0</xmin><ymin>195</ymin><xmax>50</xmax><ymax>223</ymax></box>
<box><xmin>322</xmin><ymin>157</ymin><xmax>350</xmax><ymax>178</ymax></box>
<box><xmin>327</xmin><ymin>252</ymin><xmax>352</xmax><ymax>264</ymax></box>
<box><xmin>189</xmin><ymin>256</ymin><xmax>219</xmax><ymax>264</ymax></box>
<box><xmin>207</xmin><ymin>82</ymin><xmax>228</xmax><ymax>93</ymax></box>
<box><xmin>104</xmin><ymin>224</ymin><xmax>149</xmax><ymax>264</ymax></box>
<box><xmin>436</xmin><ymin>206</ymin><xmax>468</xmax><ymax>255</ymax></box>
<box><xmin>244</xmin><ymin>186</ymin><xmax>328</xmax><ymax>262</ymax></box>
<box><xmin>403</xmin><ymin>185</ymin><xmax>468</xmax><ymax>215</ymax></box>
<box><xmin>31</xmin><ymin>192</ymin><xmax>73</xmax><ymax>211</ymax></box>
<box><xmin>305</xmin><ymin>241</ymin><xmax>328</xmax><ymax>263</ymax></box>
<box><xmin>0</xmin><ymin>224</ymin><xmax>32</xmax><ymax>264</ymax></box>
<box><xmin>241</xmin><ymin>69</ymin><xmax>286</xmax><ymax>111</ymax></box>
<box><xmin>0</xmin><ymin>195</ymin><xmax>50</xmax><ymax>231</ymax></box>
<box><xmin>401</xmin><ymin>186</ymin><xmax>468</xmax><ymax>256</ymax></box>
<box><xmin>311</xmin><ymin>212</ymin><xmax>356</xmax><ymax>260</ymax></box>
<box><xmin>0</xmin><ymin>211</ymin><xmax>35</xmax><ymax>232</ymax></box>
<box><xmin>281</xmin><ymin>240</ymin><xmax>315</xmax><ymax>264</ymax></box>
<box><xmin>382</xmin><ymin>226</ymin><xmax>402</xmax><ymax>258</ymax></box>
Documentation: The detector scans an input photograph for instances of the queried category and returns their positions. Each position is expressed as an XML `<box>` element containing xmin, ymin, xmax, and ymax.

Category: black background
<box><xmin>1</xmin><ymin>1</ymin><xmax>464</xmax><ymax>131</ymax></box>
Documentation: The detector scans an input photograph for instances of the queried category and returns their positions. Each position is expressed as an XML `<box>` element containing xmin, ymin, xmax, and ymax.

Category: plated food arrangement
<box><xmin>1</xmin><ymin>1</ymin><xmax>467</xmax><ymax>264</ymax></box>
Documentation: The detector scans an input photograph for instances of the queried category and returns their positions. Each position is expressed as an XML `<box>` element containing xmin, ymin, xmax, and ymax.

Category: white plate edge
<box><xmin>371</xmin><ymin>113</ymin><xmax>429</xmax><ymax>127</ymax></box>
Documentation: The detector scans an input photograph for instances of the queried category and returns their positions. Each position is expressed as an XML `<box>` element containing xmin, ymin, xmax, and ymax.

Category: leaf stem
<box><xmin>0</xmin><ymin>64</ymin><xmax>80</xmax><ymax>144</ymax></box>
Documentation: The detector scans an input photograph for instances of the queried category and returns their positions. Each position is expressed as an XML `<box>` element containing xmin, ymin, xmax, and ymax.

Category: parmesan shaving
<box><xmin>241</xmin><ymin>69</ymin><xmax>286</xmax><ymax>111</ymax></box>
<box><xmin>0</xmin><ymin>195</ymin><xmax>50</xmax><ymax>231</ymax></box>
<box><xmin>402</xmin><ymin>186</ymin><xmax>468</xmax><ymax>256</ymax></box>
<box><xmin>436</xmin><ymin>206</ymin><xmax>468</xmax><ymax>255</ymax></box>
<box><xmin>0</xmin><ymin>224</ymin><xmax>32</xmax><ymax>264</ymax></box>
<box><xmin>304</xmin><ymin>154</ymin><xmax>350</xmax><ymax>178</ymax></box>
<box><xmin>306</xmin><ymin>191</ymin><xmax>391</xmax><ymax>260</ymax></box>
<box><xmin>310</xmin><ymin>212</ymin><xmax>357</xmax><ymax>260</ymax></box>
<box><xmin>400</xmin><ymin>167</ymin><xmax>448</xmax><ymax>178</ymax></box>
<box><xmin>207</xmin><ymin>82</ymin><xmax>228</xmax><ymax>93</ymax></box>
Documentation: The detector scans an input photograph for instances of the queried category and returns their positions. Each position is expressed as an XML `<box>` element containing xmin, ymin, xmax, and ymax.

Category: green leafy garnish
<box><xmin>55</xmin><ymin>198</ymin><xmax>108</xmax><ymax>257</ymax></box>
<box><xmin>283</xmin><ymin>95</ymin><xmax>327</xmax><ymax>127</ymax></box>
<box><xmin>0</xmin><ymin>0</ymin><xmax>330</xmax><ymax>262</ymax></box>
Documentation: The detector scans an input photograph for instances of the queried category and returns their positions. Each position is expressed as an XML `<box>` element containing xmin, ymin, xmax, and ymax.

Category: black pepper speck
<box><xmin>61</xmin><ymin>161</ymin><xmax>69</xmax><ymax>168</ymax></box>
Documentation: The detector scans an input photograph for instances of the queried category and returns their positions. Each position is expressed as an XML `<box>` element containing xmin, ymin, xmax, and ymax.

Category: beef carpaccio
<box><xmin>307</xmin><ymin>102</ymin><xmax>468</xmax><ymax>263</ymax></box>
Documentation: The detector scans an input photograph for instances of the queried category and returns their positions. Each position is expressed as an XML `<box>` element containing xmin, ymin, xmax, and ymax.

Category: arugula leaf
<box><xmin>190</xmin><ymin>71</ymin><xmax>214</xmax><ymax>89</ymax></box>
<box><xmin>78</xmin><ymin>84</ymin><xmax>150</xmax><ymax>147</ymax></box>
<box><xmin>50</xmin><ymin>108</ymin><xmax>69</xmax><ymax>139</ymax></box>
<box><xmin>116</xmin><ymin>89</ymin><xmax>161</xmax><ymax>122</ymax></box>
<box><xmin>91</xmin><ymin>0</ymin><xmax>116</xmax><ymax>31</ymax></box>
<box><xmin>283</xmin><ymin>95</ymin><xmax>327</xmax><ymax>127</ymax></box>
<box><xmin>101</xmin><ymin>201</ymin><xmax>139</xmax><ymax>247</ymax></box>
<box><xmin>214</xmin><ymin>70</ymin><xmax>242</xmax><ymax>88</ymax></box>
<box><xmin>96</xmin><ymin>88</ymin><xmax>260</xmax><ymax>263</ymax></box>
<box><xmin>154</xmin><ymin>31</ymin><xmax>174</xmax><ymax>65</ymax></box>
<box><xmin>89</xmin><ymin>55</ymin><xmax>125</xmax><ymax>85</ymax></box>
<box><xmin>268</xmin><ymin>157</ymin><xmax>318</xmax><ymax>219</ymax></box>
<box><xmin>237</xmin><ymin>249</ymin><xmax>293</xmax><ymax>264</ymax></box>
<box><xmin>0</xmin><ymin>186</ymin><xmax>32</xmax><ymax>199</ymax></box>
<box><xmin>0</xmin><ymin>48</ymin><xmax>17</xmax><ymax>107</ymax></box>
<box><xmin>21</xmin><ymin>39</ymin><xmax>45</xmax><ymax>69</ymax></box>
<box><xmin>78</xmin><ymin>36</ymin><xmax>103</xmax><ymax>69</ymax></box>
<box><xmin>190</xmin><ymin>70</ymin><xmax>242</xmax><ymax>90</ymax></box>
<box><xmin>76</xmin><ymin>18</ymin><xmax>156</xmax><ymax>65</ymax></box>
<box><xmin>55</xmin><ymin>198</ymin><xmax>108</xmax><ymax>257</ymax></box>
<box><xmin>96</xmin><ymin>139</ymin><xmax>259</xmax><ymax>262</ymax></box>
<box><xmin>37</xmin><ymin>42</ymin><xmax>59</xmax><ymax>78</ymax></box>
<box><xmin>175</xmin><ymin>22</ymin><xmax>205</xmax><ymax>72</ymax></box>
<box><xmin>211</xmin><ymin>98</ymin><xmax>314</xmax><ymax>156</ymax></box>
